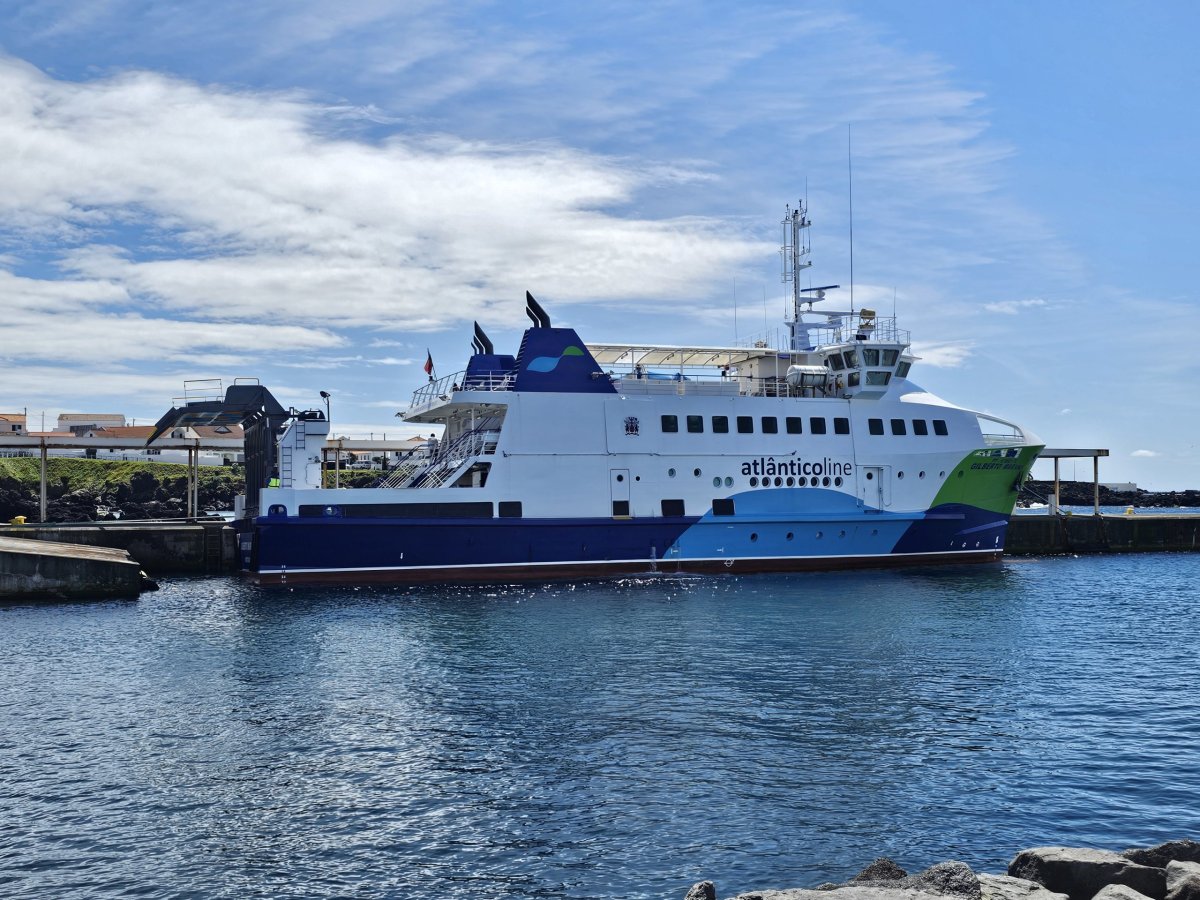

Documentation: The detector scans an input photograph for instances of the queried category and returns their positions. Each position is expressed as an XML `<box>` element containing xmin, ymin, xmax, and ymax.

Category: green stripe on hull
<box><xmin>931</xmin><ymin>445</ymin><xmax>1043</xmax><ymax>515</ymax></box>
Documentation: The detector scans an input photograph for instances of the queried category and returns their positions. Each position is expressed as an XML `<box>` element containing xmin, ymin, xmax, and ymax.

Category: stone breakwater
<box><xmin>686</xmin><ymin>840</ymin><xmax>1200</xmax><ymax>900</ymax></box>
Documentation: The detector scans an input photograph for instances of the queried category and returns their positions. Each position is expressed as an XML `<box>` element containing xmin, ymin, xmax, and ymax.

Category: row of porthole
<box><xmin>665</xmin><ymin>468</ymin><xmax>956</xmax><ymax>485</ymax></box>
<box><xmin>747</xmin><ymin>528</ymin><xmax>881</xmax><ymax>542</ymax></box>
<box><xmin>750</xmin><ymin>475</ymin><xmax>845</xmax><ymax>488</ymax></box>
<box><xmin>865</xmin><ymin>470</ymin><xmax>949</xmax><ymax>481</ymax></box>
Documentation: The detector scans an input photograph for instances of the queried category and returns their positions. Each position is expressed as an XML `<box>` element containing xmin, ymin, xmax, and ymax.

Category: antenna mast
<box><xmin>781</xmin><ymin>200</ymin><xmax>813</xmax><ymax>324</ymax></box>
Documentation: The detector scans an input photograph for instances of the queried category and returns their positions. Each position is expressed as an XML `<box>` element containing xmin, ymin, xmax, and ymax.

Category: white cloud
<box><xmin>909</xmin><ymin>341</ymin><xmax>972</xmax><ymax>368</ymax></box>
<box><xmin>0</xmin><ymin>56</ymin><xmax>763</xmax><ymax>338</ymax></box>
<box><xmin>1131</xmin><ymin>449</ymin><xmax>1160</xmax><ymax>458</ymax></box>
<box><xmin>983</xmin><ymin>298</ymin><xmax>1048</xmax><ymax>315</ymax></box>
<box><xmin>1059</xmin><ymin>408</ymin><xmax>1072</xmax><ymax>416</ymax></box>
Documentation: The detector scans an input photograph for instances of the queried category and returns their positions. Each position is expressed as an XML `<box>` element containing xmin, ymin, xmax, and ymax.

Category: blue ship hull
<box><xmin>247</xmin><ymin>493</ymin><xmax>1011</xmax><ymax>584</ymax></box>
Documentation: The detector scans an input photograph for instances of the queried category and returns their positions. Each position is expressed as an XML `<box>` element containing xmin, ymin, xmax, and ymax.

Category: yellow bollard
<box><xmin>9</xmin><ymin>515</ymin><xmax>26</xmax><ymax>525</ymax></box>
<box><xmin>1125</xmin><ymin>506</ymin><xmax>1135</xmax><ymax>515</ymax></box>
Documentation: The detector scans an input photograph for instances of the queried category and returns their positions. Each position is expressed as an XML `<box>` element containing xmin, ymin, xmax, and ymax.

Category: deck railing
<box><xmin>409</xmin><ymin>370</ymin><xmax>514</xmax><ymax>412</ymax></box>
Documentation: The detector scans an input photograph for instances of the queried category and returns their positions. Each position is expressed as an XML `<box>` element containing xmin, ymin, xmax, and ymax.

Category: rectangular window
<box><xmin>612</xmin><ymin>500</ymin><xmax>631</xmax><ymax>516</ymax></box>
<box><xmin>933</xmin><ymin>419</ymin><xmax>949</xmax><ymax>436</ymax></box>
<box><xmin>299</xmin><ymin>502</ymin><xmax>493</xmax><ymax>519</ymax></box>
<box><xmin>737</xmin><ymin>415</ymin><xmax>754</xmax><ymax>434</ymax></box>
<box><xmin>897</xmin><ymin>361</ymin><xmax>912</xmax><ymax>378</ymax></box>
<box><xmin>761</xmin><ymin>416</ymin><xmax>778</xmax><ymax>434</ymax></box>
<box><xmin>712</xmin><ymin>498</ymin><xmax>735</xmax><ymax>516</ymax></box>
<box><xmin>661</xmin><ymin>499</ymin><xmax>685</xmax><ymax>517</ymax></box>
<box><xmin>843</xmin><ymin>349</ymin><xmax>859</xmax><ymax>367</ymax></box>
<box><xmin>862</xmin><ymin>348</ymin><xmax>880</xmax><ymax>365</ymax></box>
<box><xmin>847</xmin><ymin>372</ymin><xmax>861</xmax><ymax>387</ymax></box>
<box><xmin>786</xmin><ymin>416</ymin><xmax>803</xmax><ymax>434</ymax></box>
<box><xmin>498</xmin><ymin>501</ymin><xmax>523</xmax><ymax>518</ymax></box>
<box><xmin>827</xmin><ymin>353</ymin><xmax>846</xmax><ymax>371</ymax></box>
<box><xmin>712</xmin><ymin>415</ymin><xmax>729</xmax><ymax>433</ymax></box>
<box><xmin>687</xmin><ymin>415</ymin><xmax>704</xmax><ymax>433</ymax></box>
<box><xmin>809</xmin><ymin>417</ymin><xmax>827</xmax><ymax>435</ymax></box>
<box><xmin>882</xmin><ymin>349</ymin><xmax>899</xmax><ymax>366</ymax></box>
<box><xmin>868</xmin><ymin>418</ymin><xmax>884</xmax><ymax>436</ymax></box>
<box><xmin>866</xmin><ymin>371</ymin><xmax>891</xmax><ymax>386</ymax></box>
<box><xmin>661</xmin><ymin>414</ymin><xmax>678</xmax><ymax>433</ymax></box>
<box><xmin>890</xmin><ymin>418</ymin><xmax>907</xmax><ymax>435</ymax></box>
<box><xmin>912</xmin><ymin>419</ymin><xmax>929</xmax><ymax>436</ymax></box>
<box><xmin>834</xmin><ymin>417</ymin><xmax>850</xmax><ymax>435</ymax></box>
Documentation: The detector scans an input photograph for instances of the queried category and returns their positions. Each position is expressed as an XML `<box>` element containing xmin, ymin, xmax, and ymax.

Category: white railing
<box><xmin>409</xmin><ymin>370</ymin><xmax>515</xmax><ymax>411</ymax></box>
<box><xmin>977</xmin><ymin>414</ymin><xmax>1026</xmax><ymax>446</ymax></box>
<box><xmin>395</xmin><ymin>427</ymin><xmax>500</xmax><ymax>489</ymax></box>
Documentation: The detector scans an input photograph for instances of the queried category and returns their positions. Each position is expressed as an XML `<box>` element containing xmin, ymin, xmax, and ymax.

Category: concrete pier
<box><xmin>0</xmin><ymin>535</ymin><xmax>144</xmax><ymax>600</ymax></box>
<box><xmin>1007</xmin><ymin>513</ymin><xmax>1200</xmax><ymax>555</ymax></box>
<box><xmin>0</xmin><ymin>521</ymin><xmax>238</xmax><ymax>574</ymax></box>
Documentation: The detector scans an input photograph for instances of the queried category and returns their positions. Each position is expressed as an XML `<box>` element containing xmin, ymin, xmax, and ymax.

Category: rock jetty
<box><xmin>687</xmin><ymin>840</ymin><xmax>1200</xmax><ymax>900</ymax></box>
<box><xmin>1019</xmin><ymin>481</ymin><xmax>1200</xmax><ymax>509</ymax></box>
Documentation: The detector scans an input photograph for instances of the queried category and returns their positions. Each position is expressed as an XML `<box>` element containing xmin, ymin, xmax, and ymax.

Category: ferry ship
<box><xmin>150</xmin><ymin>202</ymin><xmax>1043</xmax><ymax>584</ymax></box>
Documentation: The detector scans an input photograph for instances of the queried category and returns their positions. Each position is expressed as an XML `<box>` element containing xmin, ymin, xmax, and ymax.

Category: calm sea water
<box><xmin>3</xmin><ymin>555</ymin><xmax>1200</xmax><ymax>899</ymax></box>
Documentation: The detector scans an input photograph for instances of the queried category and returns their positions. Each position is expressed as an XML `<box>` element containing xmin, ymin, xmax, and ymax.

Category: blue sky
<box><xmin>0</xmin><ymin>0</ymin><xmax>1196</xmax><ymax>488</ymax></box>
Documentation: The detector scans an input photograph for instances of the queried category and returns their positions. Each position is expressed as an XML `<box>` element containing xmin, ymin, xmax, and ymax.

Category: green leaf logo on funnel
<box><xmin>527</xmin><ymin>345</ymin><xmax>585</xmax><ymax>372</ymax></box>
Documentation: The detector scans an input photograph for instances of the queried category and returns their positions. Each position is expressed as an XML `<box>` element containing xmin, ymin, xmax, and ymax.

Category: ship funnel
<box><xmin>473</xmin><ymin>321</ymin><xmax>494</xmax><ymax>355</ymax></box>
<box><xmin>525</xmin><ymin>291</ymin><xmax>551</xmax><ymax>328</ymax></box>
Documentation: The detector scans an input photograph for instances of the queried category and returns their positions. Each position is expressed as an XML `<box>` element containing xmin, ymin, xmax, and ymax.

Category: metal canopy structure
<box><xmin>586</xmin><ymin>343</ymin><xmax>776</xmax><ymax>369</ymax></box>
<box><xmin>1037</xmin><ymin>448</ymin><xmax>1111</xmax><ymax>515</ymax></box>
<box><xmin>146</xmin><ymin>383</ymin><xmax>288</xmax><ymax>444</ymax></box>
<box><xmin>0</xmin><ymin>434</ymin><xmax>244</xmax><ymax>522</ymax></box>
<box><xmin>148</xmin><ymin>383</ymin><xmax>294</xmax><ymax>519</ymax></box>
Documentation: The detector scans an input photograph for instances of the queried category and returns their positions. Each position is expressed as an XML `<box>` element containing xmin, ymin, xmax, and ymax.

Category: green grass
<box><xmin>0</xmin><ymin>457</ymin><xmax>242</xmax><ymax>492</ymax></box>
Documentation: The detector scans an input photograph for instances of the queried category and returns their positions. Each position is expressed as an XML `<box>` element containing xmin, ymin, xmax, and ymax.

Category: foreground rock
<box><xmin>1123</xmin><ymin>844</ymin><xmax>1200</xmax><ymax>870</ymax></box>
<box><xmin>1092</xmin><ymin>886</ymin><xmax>1155</xmax><ymax>900</ymax></box>
<box><xmin>731</xmin><ymin>860</ymin><xmax>981</xmax><ymax>900</ymax></box>
<box><xmin>1009</xmin><ymin>847</ymin><xmax>1166</xmax><ymax>900</ymax></box>
<box><xmin>1165</xmin><ymin>862</ymin><xmax>1200</xmax><ymax>900</ymax></box>
<box><xmin>979</xmin><ymin>874</ymin><xmax>1069</xmax><ymax>900</ymax></box>
<box><xmin>695</xmin><ymin>841</ymin><xmax>1198</xmax><ymax>900</ymax></box>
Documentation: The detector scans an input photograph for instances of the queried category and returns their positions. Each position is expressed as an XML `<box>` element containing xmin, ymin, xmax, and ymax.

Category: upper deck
<box><xmin>406</xmin><ymin>315</ymin><xmax>915</xmax><ymax>420</ymax></box>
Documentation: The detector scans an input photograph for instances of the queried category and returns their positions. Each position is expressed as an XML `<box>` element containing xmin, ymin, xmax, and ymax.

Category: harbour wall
<box><xmin>0</xmin><ymin>521</ymin><xmax>238</xmax><ymax>575</ymax></box>
<box><xmin>1006</xmin><ymin>514</ymin><xmax>1200</xmax><ymax>555</ymax></box>
<box><xmin>0</xmin><ymin>536</ymin><xmax>144</xmax><ymax>599</ymax></box>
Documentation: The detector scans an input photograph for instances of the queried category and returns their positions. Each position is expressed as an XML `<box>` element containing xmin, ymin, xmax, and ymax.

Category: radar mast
<box><xmin>781</xmin><ymin>200</ymin><xmax>838</xmax><ymax>351</ymax></box>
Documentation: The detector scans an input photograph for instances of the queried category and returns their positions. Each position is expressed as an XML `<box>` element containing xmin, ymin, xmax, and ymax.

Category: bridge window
<box><xmin>712</xmin><ymin>415</ymin><xmax>729</xmax><ymax>433</ymax></box>
<box><xmin>786</xmin><ymin>416</ymin><xmax>803</xmax><ymax>434</ymax></box>
<box><xmin>761</xmin><ymin>416</ymin><xmax>778</xmax><ymax>434</ymax></box>
<box><xmin>897</xmin><ymin>361</ymin><xmax>912</xmax><ymax>378</ymax></box>
<box><xmin>868</xmin><ymin>418</ymin><xmax>884</xmax><ymax>435</ymax></box>
<box><xmin>863</xmin><ymin>348</ymin><xmax>880</xmax><ymax>365</ymax></box>
<box><xmin>912</xmin><ymin>419</ymin><xmax>929</xmax><ymax>436</ymax></box>
<box><xmin>891</xmin><ymin>419</ymin><xmax>906</xmax><ymax>436</ymax></box>
<box><xmin>661</xmin><ymin>415</ymin><xmax>678</xmax><ymax>433</ymax></box>
<box><xmin>847</xmin><ymin>372</ymin><xmax>861</xmax><ymax>387</ymax></box>
<box><xmin>882</xmin><ymin>349</ymin><xmax>899</xmax><ymax>365</ymax></box>
<box><xmin>834</xmin><ymin>417</ymin><xmax>850</xmax><ymax>435</ymax></box>
<box><xmin>687</xmin><ymin>415</ymin><xmax>704</xmax><ymax>433</ymax></box>
<box><xmin>810</xmin><ymin>417</ymin><xmax>827</xmax><ymax>435</ymax></box>
<box><xmin>737</xmin><ymin>416</ymin><xmax>754</xmax><ymax>434</ymax></box>
<box><xmin>933</xmin><ymin>419</ymin><xmax>949</xmax><ymax>436</ymax></box>
<box><xmin>827</xmin><ymin>353</ymin><xmax>846</xmax><ymax>371</ymax></box>
<box><xmin>843</xmin><ymin>349</ymin><xmax>859</xmax><ymax>367</ymax></box>
<box><xmin>866</xmin><ymin>371</ymin><xmax>891</xmax><ymax>386</ymax></box>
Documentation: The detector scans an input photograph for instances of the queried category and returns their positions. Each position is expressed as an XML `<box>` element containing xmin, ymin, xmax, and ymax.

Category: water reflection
<box><xmin>2</xmin><ymin>558</ymin><xmax>1198</xmax><ymax>898</ymax></box>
